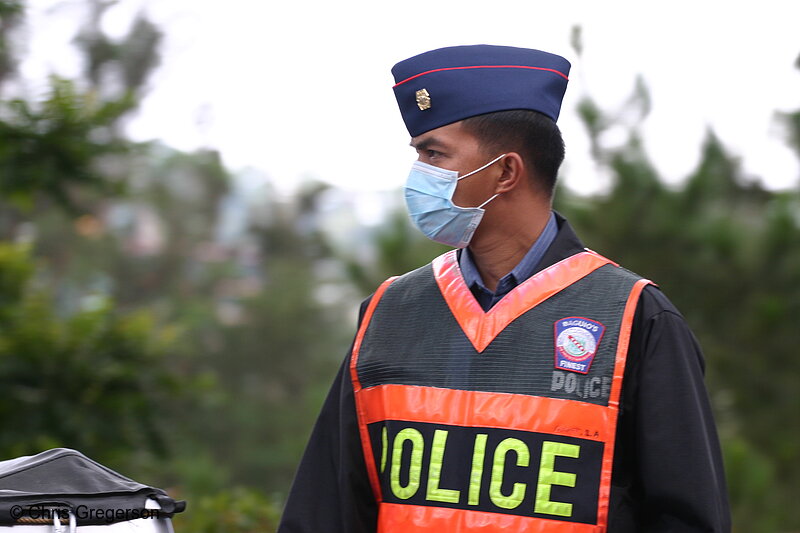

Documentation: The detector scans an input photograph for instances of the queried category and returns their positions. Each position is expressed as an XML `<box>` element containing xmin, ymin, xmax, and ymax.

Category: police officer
<box><xmin>278</xmin><ymin>45</ymin><xmax>730</xmax><ymax>532</ymax></box>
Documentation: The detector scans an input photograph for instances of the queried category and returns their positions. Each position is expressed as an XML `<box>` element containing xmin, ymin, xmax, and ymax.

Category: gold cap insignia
<box><xmin>416</xmin><ymin>88</ymin><xmax>431</xmax><ymax>111</ymax></box>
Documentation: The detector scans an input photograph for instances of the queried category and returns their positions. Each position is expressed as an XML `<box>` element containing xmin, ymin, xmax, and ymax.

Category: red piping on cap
<box><xmin>393</xmin><ymin>64</ymin><xmax>569</xmax><ymax>88</ymax></box>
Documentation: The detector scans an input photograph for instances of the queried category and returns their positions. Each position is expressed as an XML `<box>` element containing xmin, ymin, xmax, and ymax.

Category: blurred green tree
<box><xmin>0</xmin><ymin>2</ymin><xmax>291</xmax><ymax>527</ymax></box>
<box><xmin>170</xmin><ymin>487</ymin><xmax>280</xmax><ymax>533</ymax></box>
<box><xmin>176</xmin><ymin>182</ymin><xmax>352</xmax><ymax>493</ymax></box>
<box><xmin>0</xmin><ymin>0</ymin><xmax>188</xmax><ymax>477</ymax></box>
<box><xmin>0</xmin><ymin>0</ymin><xmax>22</xmax><ymax>86</ymax></box>
<box><xmin>0</xmin><ymin>242</ymin><xmax>183</xmax><ymax>468</ymax></box>
<box><xmin>1</xmin><ymin>2</ymin><xmax>354</xmax><ymax>522</ymax></box>
<box><xmin>0</xmin><ymin>77</ymin><xmax>133</xmax><ymax>213</ymax></box>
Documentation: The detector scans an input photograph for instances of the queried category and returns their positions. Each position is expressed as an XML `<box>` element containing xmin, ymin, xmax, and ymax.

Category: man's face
<box><xmin>409</xmin><ymin>121</ymin><xmax>500</xmax><ymax>208</ymax></box>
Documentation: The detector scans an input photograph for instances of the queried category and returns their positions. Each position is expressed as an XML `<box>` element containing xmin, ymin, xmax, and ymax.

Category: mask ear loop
<box><xmin>477</xmin><ymin>193</ymin><xmax>500</xmax><ymax>209</ymax></box>
<box><xmin>465</xmin><ymin>153</ymin><xmax>507</xmax><ymax>209</ymax></box>
<box><xmin>457</xmin><ymin>153</ymin><xmax>507</xmax><ymax>181</ymax></box>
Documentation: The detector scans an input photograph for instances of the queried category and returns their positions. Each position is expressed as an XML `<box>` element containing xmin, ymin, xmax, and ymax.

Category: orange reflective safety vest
<box><xmin>349</xmin><ymin>249</ymin><xmax>652</xmax><ymax>532</ymax></box>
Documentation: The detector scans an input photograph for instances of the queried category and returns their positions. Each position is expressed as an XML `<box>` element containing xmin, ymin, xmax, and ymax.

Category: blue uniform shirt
<box><xmin>459</xmin><ymin>211</ymin><xmax>558</xmax><ymax>311</ymax></box>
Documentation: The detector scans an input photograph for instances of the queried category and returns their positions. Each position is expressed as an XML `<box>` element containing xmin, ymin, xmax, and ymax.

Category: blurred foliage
<box><xmin>0</xmin><ymin>242</ymin><xmax>184</xmax><ymax>468</ymax></box>
<box><xmin>171</xmin><ymin>184</ymin><xmax>350</xmax><ymax>493</ymax></box>
<box><xmin>74</xmin><ymin>6</ymin><xmax>161</xmax><ymax>99</ymax></box>
<box><xmin>0</xmin><ymin>0</ymin><xmax>23</xmax><ymax>85</ymax></box>
<box><xmin>0</xmin><ymin>77</ymin><xmax>133</xmax><ymax>211</ymax></box>
<box><xmin>0</xmin><ymin>4</ymin><xmax>798</xmax><ymax>532</ymax></box>
<box><xmin>170</xmin><ymin>487</ymin><xmax>281</xmax><ymax>533</ymax></box>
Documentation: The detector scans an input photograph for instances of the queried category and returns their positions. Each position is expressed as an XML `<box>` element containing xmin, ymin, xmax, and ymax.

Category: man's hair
<box><xmin>461</xmin><ymin>109</ymin><xmax>565</xmax><ymax>196</ymax></box>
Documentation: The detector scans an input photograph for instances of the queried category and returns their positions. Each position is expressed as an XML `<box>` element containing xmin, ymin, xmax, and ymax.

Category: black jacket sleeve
<box><xmin>610</xmin><ymin>286</ymin><xmax>731</xmax><ymax>532</ymax></box>
<box><xmin>277</xmin><ymin>301</ymin><xmax>378</xmax><ymax>533</ymax></box>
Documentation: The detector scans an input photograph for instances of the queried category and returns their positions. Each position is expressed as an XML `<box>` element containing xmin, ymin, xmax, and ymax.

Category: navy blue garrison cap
<box><xmin>392</xmin><ymin>45</ymin><xmax>571</xmax><ymax>137</ymax></box>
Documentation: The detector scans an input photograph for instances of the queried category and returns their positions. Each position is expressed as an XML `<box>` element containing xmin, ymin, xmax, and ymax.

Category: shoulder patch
<box><xmin>554</xmin><ymin>317</ymin><xmax>605</xmax><ymax>374</ymax></box>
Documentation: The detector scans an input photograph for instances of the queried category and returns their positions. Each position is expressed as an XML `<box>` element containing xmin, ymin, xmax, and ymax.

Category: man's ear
<box><xmin>494</xmin><ymin>152</ymin><xmax>525</xmax><ymax>194</ymax></box>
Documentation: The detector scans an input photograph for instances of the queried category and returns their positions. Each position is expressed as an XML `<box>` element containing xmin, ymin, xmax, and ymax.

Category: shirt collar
<box><xmin>459</xmin><ymin>211</ymin><xmax>558</xmax><ymax>298</ymax></box>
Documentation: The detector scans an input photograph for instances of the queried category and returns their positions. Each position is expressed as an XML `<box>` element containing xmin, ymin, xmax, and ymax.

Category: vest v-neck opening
<box><xmin>432</xmin><ymin>249</ymin><xmax>614</xmax><ymax>353</ymax></box>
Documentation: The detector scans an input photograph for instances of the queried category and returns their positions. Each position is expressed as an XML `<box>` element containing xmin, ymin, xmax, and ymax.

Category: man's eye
<box><xmin>427</xmin><ymin>150</ymin><xmax>441</xmax><ymax>158</ymax></box>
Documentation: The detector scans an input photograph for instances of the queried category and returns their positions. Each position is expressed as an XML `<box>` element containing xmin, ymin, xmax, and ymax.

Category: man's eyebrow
<box><xmin>409</xmin><ymin>137</ymin><xmax>441</xmax><ymax>151</ymax></box>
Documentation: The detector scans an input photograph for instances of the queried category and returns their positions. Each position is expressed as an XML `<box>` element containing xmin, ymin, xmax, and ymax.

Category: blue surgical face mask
<box><xmin>404</xmin><ymin>154</ymin><xmax>506</xmax><ymax>248</ymax></box>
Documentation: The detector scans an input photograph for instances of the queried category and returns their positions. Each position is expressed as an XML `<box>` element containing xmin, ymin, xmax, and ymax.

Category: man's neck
<box><xmin>468</xmin><ymin>208</ymin><xmax>552</xmax><ymax>292</ymax></box>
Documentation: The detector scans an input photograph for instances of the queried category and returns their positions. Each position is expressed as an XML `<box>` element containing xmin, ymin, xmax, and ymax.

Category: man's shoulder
<box><xmin>637</xmin><ymin>283</ymin><xmax>687</xmax><ymax>323</ymax></box>
<box><xmin>598</xmin><ymin>259</ymin><xmax>687</xmax><ymax>326</ymax></box>
<box><xmin>357</xmin><ymin>259</ymin><xmax>439</xmax><ymax>322</ymax></box>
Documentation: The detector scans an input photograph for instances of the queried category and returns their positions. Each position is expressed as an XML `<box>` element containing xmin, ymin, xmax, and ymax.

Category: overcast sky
<box><xmin>20</xmin><ymin>0</ymin><xmax>800</xmax><ymax>196</ymax></box>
